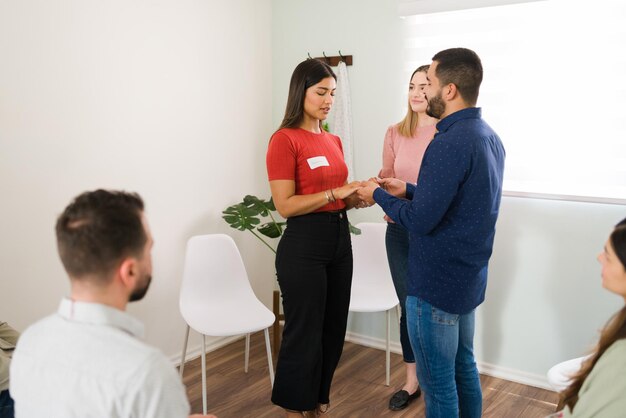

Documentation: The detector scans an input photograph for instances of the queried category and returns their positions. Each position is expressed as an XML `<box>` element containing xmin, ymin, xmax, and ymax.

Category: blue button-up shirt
<box><xmin>374</xmin><ymin>107</ymin><xmax>505</xmax><ymax>314</ymax></box>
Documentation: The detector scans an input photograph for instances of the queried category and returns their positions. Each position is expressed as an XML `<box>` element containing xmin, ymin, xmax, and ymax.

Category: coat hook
<box><xmin>307</xmin><ymin>52</ymin><xmax>312</xmax><ymax>59</ymax></box>
<box><xmin>323</xmin><ymin>51</ymin><xmax>328</xmax><ymax>59</ymax></box>
<box><xmin>338</xmin><ymin>50</ymin><xmax>344</xmax><ymax>60</ymax></box>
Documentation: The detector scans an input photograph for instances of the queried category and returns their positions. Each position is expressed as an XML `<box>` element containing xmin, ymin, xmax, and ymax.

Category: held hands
<box><xmin>352</xmin><ymin>177</ymin><xmax>408</xmax><ymax>209</ymax></box>
<box><xmin>337</xmin><ymin>177</ymin><xmax>408</xmax><ymax>210</ymax></box>
<box><xmin>336</xmin><ymin>181</ymin><xmax>369</xmax><ymax>209</ymax></box>
<box><xmin>355</xmin><ymin>177</ymin><xmax>381</xmax><ymax>207</ymax></box>
<box><xmin>333</xmin><ymin>180</ymin><xmax>373</xmax><ymax>209</ymax></box>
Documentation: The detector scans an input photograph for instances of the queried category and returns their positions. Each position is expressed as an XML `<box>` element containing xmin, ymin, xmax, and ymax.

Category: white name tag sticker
<box><xmin>307</xmin><ymin>156</ymin><xmax>330</xmax><ymax>170</ymax></box>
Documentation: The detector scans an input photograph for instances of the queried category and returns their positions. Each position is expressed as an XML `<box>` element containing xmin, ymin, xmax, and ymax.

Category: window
<box><xmin>401</xmin><ymin>0</ymin><xmax>626</xmax><ymax>204</ymax></box>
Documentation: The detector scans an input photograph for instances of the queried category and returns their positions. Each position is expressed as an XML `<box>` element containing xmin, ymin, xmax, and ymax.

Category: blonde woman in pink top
<box><xmin>380</xmin><ymin>65</ymin><xmax>438</xmax><ymax>412</ymax></box>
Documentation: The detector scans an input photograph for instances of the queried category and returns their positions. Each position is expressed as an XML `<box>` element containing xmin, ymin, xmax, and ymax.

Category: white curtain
<box><xmin>332</xmin><ymin>61</ymin><xmax>354</xmax><ymax>181</ymax></box>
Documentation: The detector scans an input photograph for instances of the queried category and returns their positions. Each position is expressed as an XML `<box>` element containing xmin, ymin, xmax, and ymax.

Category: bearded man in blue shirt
<box><xmin>358</xmin><ymin>47</ymin><xmax>505</xmax><ymax>418</ymax></box>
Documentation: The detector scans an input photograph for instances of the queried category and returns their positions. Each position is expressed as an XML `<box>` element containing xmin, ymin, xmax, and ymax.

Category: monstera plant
<box><xmin>222</xmin><ymin>195</ymin><xmax>285</xmax><ymax>253</ymax></box>
<box><xmin>222</xmin><ymin>195</ymin><xmax>360</xmax><ymax>252</ymax></box>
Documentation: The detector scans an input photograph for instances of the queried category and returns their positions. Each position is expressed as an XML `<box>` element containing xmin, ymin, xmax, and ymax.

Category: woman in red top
<box><xmin>266</xmin><ymin>59</ymin><xmax>362</xmax><ymax>417</ymax></box>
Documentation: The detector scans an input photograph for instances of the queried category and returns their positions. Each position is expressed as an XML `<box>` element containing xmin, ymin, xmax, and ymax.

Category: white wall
<box><xmin>0</xmin><ymin>0</ymin><xmax>274</xmax><ymax>359</ymax></box>
<box><xmin>272</xmin><ymin>0</ymin><xmax>626</xmax><ymax>388</ymax></box>
<box><xmin>2</xmin><ymin>0</ymin><xmax>624</xmax><ymax>389</ymax></box>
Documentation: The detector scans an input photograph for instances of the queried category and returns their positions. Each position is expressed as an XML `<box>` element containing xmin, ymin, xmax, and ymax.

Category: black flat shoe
<box><xmin>388</xmin><ymin>387</ymin><xmax>422</xmax><ymax>411</ymax></box>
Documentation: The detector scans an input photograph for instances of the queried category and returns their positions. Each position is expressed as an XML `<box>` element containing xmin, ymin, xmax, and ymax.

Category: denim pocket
<box><xmin>431</xmin><ymin>306</ymin><xmax>459</xmax><ymax>325</ymax></box>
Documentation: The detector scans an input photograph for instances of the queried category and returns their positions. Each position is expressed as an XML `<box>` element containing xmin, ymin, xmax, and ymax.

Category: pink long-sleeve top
<box><xmin>379</xmin><ymin>124</ymin><xmax>437</xmax><ymax>183</ymax></box>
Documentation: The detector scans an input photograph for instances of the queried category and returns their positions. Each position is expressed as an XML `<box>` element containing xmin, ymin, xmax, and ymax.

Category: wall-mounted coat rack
<box><xmin>308</xmin><ymin>51</ymin><xmax>353</xmax><ymax>66</ymax></box>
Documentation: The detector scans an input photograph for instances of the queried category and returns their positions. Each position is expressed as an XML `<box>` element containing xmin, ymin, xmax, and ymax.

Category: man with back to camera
<box><xmin>10</xmin><ymin>189</ymin><xmax>216</xmax><ymax>418</ymax></box>
<box><xmin>358</xmin><ymin>48</ymin><xmax>505</xmax><ymax>418</ymax></box>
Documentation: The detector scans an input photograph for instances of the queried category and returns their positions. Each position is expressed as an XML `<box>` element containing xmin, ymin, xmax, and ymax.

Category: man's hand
<box><xmin>356</xmin><ymin>179</ymin><xmax>381</xmax><ymax>206</ymax></box>
<box><xmin>378</xmin><ymin>178</ymin><xmax>407</xmax><ymax>198</ymax></box>
<box><xmin>344</xmin><ymin>193</ymin><xmax>368</xmax><ymax>209</ymax></box>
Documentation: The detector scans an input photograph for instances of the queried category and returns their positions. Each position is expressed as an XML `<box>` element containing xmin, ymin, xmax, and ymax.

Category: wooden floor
<box><xmin>180</xmin><ymin>331</ymin><xmax>558</xmax><ymax>417</ymax></box>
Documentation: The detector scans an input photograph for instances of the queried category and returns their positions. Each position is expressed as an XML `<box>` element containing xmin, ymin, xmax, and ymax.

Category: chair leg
<box><xmin>201</xmin><ymin>334</ymin><xmax>207</xmax><ymax>415</ymax></box>
<box><xmin>264</xmin><ymin>328</ymin><xmax>275</xmax><ymax>387</ymax></box>
<box><xmin>386</xmin><ymin>309</ymin><xmax>391</xmax><ymax>386</ymax></box>
<box><xmin>245</xmin><ymin>333</ymin><xmax>250</xmax><ymax>373</ymax></box>
<box><xmin>179</xmin><ymin>325</ymin><xmax>190</xmax><ymax>379</ymax></box>
<box><xmin>396</xmin><ymin>304</ymin><xmax>401</xmax><ymax>325</ymax></box>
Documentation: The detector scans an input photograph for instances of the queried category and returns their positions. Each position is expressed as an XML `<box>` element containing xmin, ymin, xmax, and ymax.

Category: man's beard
<box><xmin>129</xmin><ymin>274</ymin><xmax>152</xmax><ymax>302</ymax></box>
<box><xmin>426</xmin><ymin>91</ymin><xmax>446</xmax><ymax>119</ymax></box>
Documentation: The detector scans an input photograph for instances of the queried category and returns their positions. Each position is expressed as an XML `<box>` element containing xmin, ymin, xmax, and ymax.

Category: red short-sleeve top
<box><xmin>266</xmin><ymin>128</ymin><xmax>348</xmax><ymax>212</ymax></box>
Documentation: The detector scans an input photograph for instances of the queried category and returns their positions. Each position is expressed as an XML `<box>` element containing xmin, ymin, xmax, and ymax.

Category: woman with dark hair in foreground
<box><xmin>557</xmin><ymin>217</ymin><xmax>626</xmax><ymax>417</ymax></box>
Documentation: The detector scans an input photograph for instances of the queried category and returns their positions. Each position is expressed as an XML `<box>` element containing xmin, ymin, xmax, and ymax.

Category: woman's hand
<box><xmin>270</xmin><ymin>180</ymin><xmax>363</xmax><ymax>218</ymax></box>
<box><xmin>333</xmin><ymin>181</ymin><xmax>364</xmax><ymax>209</ymax></box>
<box><xmin>356</xmin><ymin>179</ymin><xmax>380</xmax><ymax>206</ymax></box>
<box><xmin>331</xmin><ymin>181</ymin><xmax>362</xmax><ymax>200</ymax></box>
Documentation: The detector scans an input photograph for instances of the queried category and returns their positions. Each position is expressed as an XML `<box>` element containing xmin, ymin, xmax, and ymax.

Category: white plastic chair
<box><xmin>349</xmin><ymin>222</ymin><xmax>400</xmax><ymax>386</ymax></box>
<box><xmin>547</xmin><ymin>356</ymin><xmax>587</xmax><ymax>392</ymax></box>
<box><xmin>178</xmin><ymin>234</ymin><xmax>275</xmax><ymax>414</ymax></box>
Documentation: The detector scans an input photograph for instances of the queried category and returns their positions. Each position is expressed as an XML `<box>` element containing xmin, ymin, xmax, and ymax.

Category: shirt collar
<box><xmin>435</xmin><ymin>107</ymin><xmax>482</xmax><ymax>134</ymax></box>
<box><xmin>57</xmin><ymin>298</ymin><xmax>145</xmax><ymax>339</ymax></box>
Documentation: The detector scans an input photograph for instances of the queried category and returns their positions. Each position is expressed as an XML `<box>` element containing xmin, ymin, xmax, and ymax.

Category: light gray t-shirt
<box><xmin>10</xmin><ymin>299</ymin><xmax>190</xmax><ymax>418</ymax></box>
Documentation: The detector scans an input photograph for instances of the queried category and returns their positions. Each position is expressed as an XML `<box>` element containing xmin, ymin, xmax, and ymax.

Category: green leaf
<box><xmin>267</xmin><ymin>197</ymin><xmax>276</xmax><ymax>211</ymax></box>
<box><xmin>258</xmin><ymin>221</ymin><xmax>286</xmax><ymax>239</ymax></box>
<box><xmin>243</xmin><ymin>195</ymin><xmax>274</xmax><ymax>217</ymax></box>
<box><xmin>221</xmin><ymin>203</ymin><xmax>261</xmax><ymax>231</ymax></box>
<box><xmin>349</xmin><ymin>223</ymin><xmax>361</xmax><ymax>235</ymax></box>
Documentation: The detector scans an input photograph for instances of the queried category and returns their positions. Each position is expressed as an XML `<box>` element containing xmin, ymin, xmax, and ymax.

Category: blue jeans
<box><xmin>406</xmin><ymin>296</ymin><xmax>482</xmax><ymax>418</ymax></box>
<box><xmin>385</xmin><ymin>222</ymin><xmax>414</xmax><ymax>363</ymax></box>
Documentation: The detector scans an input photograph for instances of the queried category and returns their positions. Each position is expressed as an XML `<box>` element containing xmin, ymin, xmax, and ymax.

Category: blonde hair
<box><xmin>397</xmin><ymin>65</ymin><xmax>430</xmax><ymax>137</ymax></box>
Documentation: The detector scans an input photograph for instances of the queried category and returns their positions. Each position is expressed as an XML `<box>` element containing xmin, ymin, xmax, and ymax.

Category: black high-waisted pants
<box><xmin>271</xmin><ymin>210</ymin><xmax>353</xmax><ymax>411</ymax></box>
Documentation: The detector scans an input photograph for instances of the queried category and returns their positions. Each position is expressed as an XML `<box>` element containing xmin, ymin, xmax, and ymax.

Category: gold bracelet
<box><xmin>324</xmin><ymin>190</ymin><xmax>332</xmax><ymax>203</ymax></box>
<box><xmin>329</xmin><ymin>188</ymin><xmax>336</xmax><ymax>202</ymax></box>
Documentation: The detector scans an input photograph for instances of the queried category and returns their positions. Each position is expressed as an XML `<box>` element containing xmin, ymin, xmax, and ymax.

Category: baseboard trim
<box><xmin>345</xmin><ymin>331</ymin><xmax>403</xmax><ymax>354</ymax></box>
<box><xmin>345</xmin><ymin>331</ymin><xmax>553</xmax><ymax>391</ymax></box>
<box><xmin>478</xmin><ymin>362</ymin><xmax>553</xmax><ymax>391</ymax></box>
<box><xmin>171</xmin><ymin>330</ymin><xmax>553</xmax><ymax>391</ymax></box>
